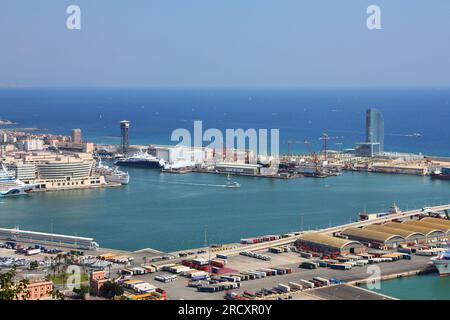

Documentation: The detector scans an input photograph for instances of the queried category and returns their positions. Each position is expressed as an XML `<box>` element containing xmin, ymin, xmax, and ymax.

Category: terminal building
<box><xmin>341</xmin><ymin>227</ymin><xmax>405</xmax><ymax>249</ymax></box>
<box><xmin>295</xmin><ymin>232</ymin><xmax>365</xmax><ymax>255</ymax></box>
<box><xmin>4</xmin><ymin>152</ymin><xmax>107</xmax><ymax>191</ymax></box>
<box><xmin>0</xmin><ymin>227</ymin><xmax>99</xmax><ymax>250</ymax></box>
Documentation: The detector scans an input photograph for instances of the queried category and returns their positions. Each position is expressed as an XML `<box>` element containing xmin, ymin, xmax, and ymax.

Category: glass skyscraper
<box><xmin>366</xmin><ymin>108</ymin><xmax>384</xmax><ymax>152</ymax></box>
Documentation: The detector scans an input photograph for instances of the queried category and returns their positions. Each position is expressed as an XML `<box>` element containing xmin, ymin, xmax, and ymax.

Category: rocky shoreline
<box><xmin>0</xmin><ymin>119</ymin><xmax>16</xmax><ymax>125</ymax></box>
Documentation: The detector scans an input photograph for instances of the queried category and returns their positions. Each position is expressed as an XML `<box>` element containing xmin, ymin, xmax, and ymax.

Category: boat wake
<box><xmin>167</xmin><ymin>181</ymin><xmax>232</xmax><ymax>188</ymax></box>
<box><xmin>132</xmin><ymin>178</ymin><xmax>232</xmax><ymax>188</ymax></box>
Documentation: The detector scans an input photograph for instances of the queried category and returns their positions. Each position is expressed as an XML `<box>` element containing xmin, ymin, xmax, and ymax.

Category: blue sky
<box><xmin>1</xmin><ymin>0</ymin><xmax>450</xmax><ymax>87</ymax></box>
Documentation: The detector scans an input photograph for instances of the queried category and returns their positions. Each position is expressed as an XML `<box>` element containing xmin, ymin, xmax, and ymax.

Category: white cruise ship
<box><xmin>0</xmin><ymin>163</ymin><xmax>35</xmax><ymax>197</ymax></box>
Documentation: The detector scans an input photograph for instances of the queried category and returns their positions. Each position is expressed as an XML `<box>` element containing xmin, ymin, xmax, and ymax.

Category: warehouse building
<box><xmin>363</xmin><ymin>224</ymin><xmax>426</xmax><ymax>245</ymax></box>
<box><xmin>295</xmin><ymin>232</ymin><xmax>365</xmax><ymax>255</ymax></box>
<box><xmin>422</xmin><ymin>217</ymin><xmax>450</xmax><ymax>228</ymax></box>
<box><xmin>385</xmin><ymin>222</ymin><xmax>445</xmax><ymax>242</ymax></box>
<box><xmin>403</xmin><ymin>220</ymin><xmax>450</xmax><ymax>237</ymax></box>
<box><xmin>407</xmin><ymin>220</ymin><xmax>450</xmax><ymax>234</ymax></box>
<box><xmin>342</xmin><ymin>227</ymin><xmax>405</xmax><ymax>249</ymax></box>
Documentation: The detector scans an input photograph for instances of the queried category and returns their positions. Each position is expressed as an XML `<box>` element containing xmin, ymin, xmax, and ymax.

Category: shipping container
<box><xmin>313</xmin><ymin>277</ymin><xmax>330</xmax><ymax>286</ymax></box>
<box><xmin>299</xmin><ymin>262</ymin><xmax>318</xmax><ymax>269</ymax></box>
<box><xmin>25</xmin><ymin>248</ymin><xmax>41</xmax><ymax>256</ymax></box>
<box><xmin>288</xmin><ymin>282</ymin><xmax>303</xmax><ymax>290</ymax></box>
<box><xmin>331</xmin><ymin>263</ymin><xmax>351</xmax><ymax>270</ymax></box>
<box><xmin>299</xmin><ymin>279</ymin><xmax>315</xmax><ymax>289</ymax></box>
<box><xmin>277</xmin><ymin>284</ymin><xmax>291</xmax><ymax>293</ymax></box>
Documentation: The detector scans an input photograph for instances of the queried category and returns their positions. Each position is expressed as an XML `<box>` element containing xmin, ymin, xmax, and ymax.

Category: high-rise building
<box><xmin>71</xmin><ymin>129</ymin><xmax>82</xmax><ymax>144</ymax></box>
<box><xmin>120</xmin><ymin>120</ymin><xmax>130</xmax><ymax>154</ymax></box>
<box><xmin>366</xmin><ymin>108</ymin><xmax>384</xmax><ymax>152</ymax></box>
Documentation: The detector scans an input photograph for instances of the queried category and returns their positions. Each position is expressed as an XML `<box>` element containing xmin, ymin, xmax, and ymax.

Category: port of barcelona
<box><xmin>0</xmin><ymin>1</ymin><xmax>449</xmax><ymax>317</ymax></box>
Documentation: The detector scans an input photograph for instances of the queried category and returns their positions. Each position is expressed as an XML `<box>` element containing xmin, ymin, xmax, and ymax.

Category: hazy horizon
<box><xmin>1</xmin><ymin>0</ymin><xmax>450</xmax><ymax>88</ymax></box>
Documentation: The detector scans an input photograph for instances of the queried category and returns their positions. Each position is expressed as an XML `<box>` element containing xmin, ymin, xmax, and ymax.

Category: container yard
<box><xmin>1</xmin><ymin>204</ymin><xmax>449</xmax><ymax>300</ymax></box>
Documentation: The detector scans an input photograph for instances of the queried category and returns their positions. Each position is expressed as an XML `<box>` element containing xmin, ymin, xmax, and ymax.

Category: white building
<box><xmin>17</xmin><ymin>139</ymin><xmax>44</xmax><ymax>151</ymax></box>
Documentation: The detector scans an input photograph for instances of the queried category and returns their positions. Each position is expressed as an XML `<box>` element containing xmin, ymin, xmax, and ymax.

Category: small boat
<box><xmin>225</xmin><ymin>174</ymin><xmax>240</xmax><ymax>188</ymax></box>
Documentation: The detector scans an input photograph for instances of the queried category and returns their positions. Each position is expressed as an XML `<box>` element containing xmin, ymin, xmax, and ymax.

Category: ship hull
<box><xmin>0</xmin><ymin>186</ymin><xmax>32</xmax><ymax>197</ymax></box>
<box><xmin>430</xmin><ymin>174</ymin><xmax>450</xmax><ymax>180</ymax></box>
<box><xmin>105</xmin><ymin>175</ymin><xmax>130</xmax><ymax>185</ymax></box>
<box><xmin>114</xmin><ymin>160</ymin><xmax>162</xmax><ymax>169</ymax></box>
<box><xmin>432</xmin><ymin>259</ymin><xmax>450</xmax><ymax>276</ymax></box>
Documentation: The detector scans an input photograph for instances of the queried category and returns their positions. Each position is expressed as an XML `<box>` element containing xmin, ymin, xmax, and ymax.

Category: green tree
<box><xmin>29</xmin><ymin>261</ymin><xmax>39</xmax><ymax>270</ymax></box>
<box><xmin>51</xmin><ymin>289</ymin><xmax>65</xmax><ymax>300</ymax></box>
<box><xmin>0</xmin><ymin>268</ymin><xmax>29</xmax><ymax>300</ymax></box>
<box><xmin>73</xmin><ymin>284</ymin><xmax>90</xmax><ymax>299</ymax></box>
<box><xmin>99</xmin><ymin>281</ymin><xmax>124</xmax><ymax>299</ymax></box>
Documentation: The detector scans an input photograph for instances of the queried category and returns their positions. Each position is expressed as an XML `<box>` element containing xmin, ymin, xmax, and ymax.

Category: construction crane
<box><xmin>319</xmin><ymin>133</ymin><xmax>344</xmax><ymax>161</ymax></box>
<box><xmin>303</xmin><ymin>140</ymin><xmax>319</xmax><ymax>165</ymax></box>
<box><xmin>286</xmin><ymin>140</ymin><xmax>303</xmax><ymax>158</ymax></box>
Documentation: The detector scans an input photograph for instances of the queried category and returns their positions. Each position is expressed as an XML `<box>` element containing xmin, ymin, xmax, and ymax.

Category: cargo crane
<box><xmin>303</xmin><ymin>140</ymin><xmax>319</xmax><ymax>164</ymax></box>
<box><xmin>286</xmin><ymin>140</ymin><xmax>304</xmax><ymax>158</ymax></box>
<box><xmin>319</xmin><ymin>133</ymin><xmax>344</xmax><ymax>161</ymax></box>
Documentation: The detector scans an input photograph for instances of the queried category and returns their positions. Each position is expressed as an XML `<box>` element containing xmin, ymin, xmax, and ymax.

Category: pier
<box><xmin>174</xmin><ymin>204</ymin><xmax>450</xmax><ymax>258</ymax></box>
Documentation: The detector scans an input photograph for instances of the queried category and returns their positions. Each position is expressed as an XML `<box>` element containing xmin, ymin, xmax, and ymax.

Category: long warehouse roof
<box><xmin>421</xmin><ymin>217</ymin><xmax>450</xmax><ymax>228</ymax></box>
<box><xmin>385</xmin><ymin>222</ymin><xmax>445</xmax><ymax>237</ymax></box>
<box><xmin>363</xmin><ymin>225</ymin><xmax>425</xmax><ymax>239</ymax></box>
<box><xmin>298</xmin><ymin>232</ymin><xmax>362</xmax><ymax>249</ymax></box>
<box><xmin>342</xmin><ymin>227</ymin><xmax>404</xmax><ymax>243</ymax></box>
<box><xmin>403</xmin><ymin>220</ymin><xmax>450</xmax><ymax>234</ymax></box>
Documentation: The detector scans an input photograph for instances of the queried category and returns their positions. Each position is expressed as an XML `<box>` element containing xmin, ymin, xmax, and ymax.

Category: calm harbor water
<box><xmin>1</xmin><ymin>168</ymin><xmax>450</xmax><ymax>252</ymax></box>
<box><xmin>1</xmin><ymin>88</ymin><xmax>450</xmax><ymax>299</ymax></box>
<box><xmin>363</xmin><ymin>274</ymin><xmax>450</xmax><ymax>300</ymax></box>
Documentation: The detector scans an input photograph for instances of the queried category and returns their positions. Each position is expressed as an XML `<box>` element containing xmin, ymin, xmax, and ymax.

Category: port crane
<box><xmin>286</xmin><ymin>140</ymin><xmax>304</xmax><ymax>158</ymax></box>
<box><xmin>319</xmin><ymin>133</ymin><xmax>344</xmax><ymax>161</ymax></box>
<box><xmin>302</xmin><ymin>140</ymin><xmax>319</xmax><ymax>165</ymax></box>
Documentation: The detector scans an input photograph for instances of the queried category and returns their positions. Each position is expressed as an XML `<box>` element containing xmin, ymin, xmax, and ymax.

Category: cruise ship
<box><xmin>431</xmin><ymin>247</ymin><xmax>450</xmax><ymax>276</ymax></box>
<box><xmin>114</xmin><ymin>149</ymin><xmax>165</xmax><ymax>169</ymax></box>
<box><xmin>95</xmin><ymin>159</ymin><xmax>130</xmax><ymax>185</ymax></box>
<box><xmin>0</xmin><ymin>163</ymin><xmax>35</xmax><ymax>197</ymax></box>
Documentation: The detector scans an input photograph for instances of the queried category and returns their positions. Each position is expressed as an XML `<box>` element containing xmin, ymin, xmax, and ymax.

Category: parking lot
<box><xmin>118</xmin><ymin>247</ymin><xmax>433</xmax><ymax>300</ymax></box>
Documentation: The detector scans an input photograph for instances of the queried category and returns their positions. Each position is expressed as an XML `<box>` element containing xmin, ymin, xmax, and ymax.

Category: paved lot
<box><xmin>307</xmin><ymin>284</ymin><xmax>393</xmax><ymax>300</ymax></box>
<box><xmin>128</xmin><ymin>251</ymin><xmax>433</xmax><ymax>300</ymax></box>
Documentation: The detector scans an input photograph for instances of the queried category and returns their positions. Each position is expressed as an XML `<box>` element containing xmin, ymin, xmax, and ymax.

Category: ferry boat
<box><xmin>430</xmin><ymin>168</ymin><xmax>450</xmax><ymax>180</ymax></box>
<box><xmin>114</xmin><ymin>149</ymin><xmax>165</xmax><ymax>169</ymax></box>
<box><xmin>95</xmin><ymin>160</ymin><xmax>130</xmax><ymax>185</ymax></box>
<box><xmin>431</xmin><ymin>247</ymin><xmax>450</xmax><ymax>276</ymax></box>
<box><xmin>0</xmin><ymin>163</ymin><xmax>35</xmax><ymax>197</ymax></box>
